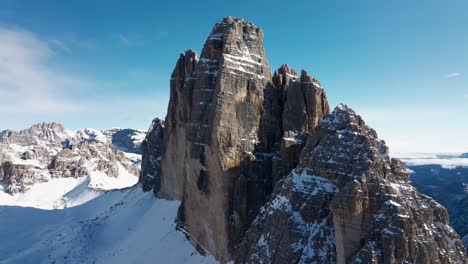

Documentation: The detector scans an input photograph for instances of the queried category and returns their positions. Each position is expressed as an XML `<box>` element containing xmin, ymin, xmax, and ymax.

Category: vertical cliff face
<box><xmin>236</xmin><ymin>105</ymin><xmax>467</xmax><ymax>264</ymax></box>
<box><xmin>151</xmin><ymin>17</ymin><xmax>329</xmax><ymax>262</ymax></box>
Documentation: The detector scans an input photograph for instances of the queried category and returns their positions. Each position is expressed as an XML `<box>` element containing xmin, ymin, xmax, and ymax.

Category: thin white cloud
<box><xmin>0</xmin><ymin>25</ymin><xmax>166</xmax><ymax>131</ymax></box>
<box><xmin>118</xmin><ymin>33</ymin><xmax>144</xmax><ymax>47</ymax></box>
<box><xmin>51</xmin><ymin>39</ymin><xmax>71</xmax><ymax>53</ymax></box>
<box><xmin>446</xmin><ymin>72</ymin><xmax>461</xmax><ymax>78</ymax></box>
<box><xmin>0</xmin><ymin>26</ymin><xmax>90</xmax><ymax>116</ymax></box>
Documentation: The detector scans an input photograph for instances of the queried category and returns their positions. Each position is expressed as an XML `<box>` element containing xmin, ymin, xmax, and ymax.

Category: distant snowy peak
<box><xmin>0</xmin><ymin>122</ymin><xmax>74</xmax><ymax>148</ymax></box>
<box><xmin>75</xmin><ymin>128</ymin><xmax>110</xmax><ymax>144</ymax></box>
<box><xmin>102</xmin><ymin>128</ymin><xmax>147</xmax><ymax>154</ymax></box>
<box><xmin>460</xmin><ymin>152</ymin><xmax>468</xmax><ymax>158</ymax></box>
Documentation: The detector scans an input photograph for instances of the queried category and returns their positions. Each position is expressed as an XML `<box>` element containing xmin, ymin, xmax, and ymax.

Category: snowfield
<box><xmin>0</xmin><ymin>184</ymin><xmax>217</xmax><ymax>264</ymax></box>
<box><xmin>0</xmin><ymin>169</ymin><xmax>138</xmax><ymax>209</ymax></box>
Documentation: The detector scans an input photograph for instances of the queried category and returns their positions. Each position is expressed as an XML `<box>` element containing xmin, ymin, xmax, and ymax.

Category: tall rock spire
<box><xmin>143</xmin><ymin>17</ymin><xmax>330</xmax><ymax>262</ymax></box>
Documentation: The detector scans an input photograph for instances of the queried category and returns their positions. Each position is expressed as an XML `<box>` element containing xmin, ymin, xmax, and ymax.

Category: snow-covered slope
<box><xmin>0</xmin><ymin>185</ymin><xmax>217</xmax><ymax>264</ymax></box>
<box><xmin>0</xmin><ymin>123</ymin><xmax>216</xmax><ymax>263</ymax></box>
<box><xmin>0</xmin><ymin>172</ymin><xmax>138</xmax><ymax>209</ymax></box>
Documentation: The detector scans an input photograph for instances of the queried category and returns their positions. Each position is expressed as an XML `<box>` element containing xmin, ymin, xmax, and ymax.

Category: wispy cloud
<box><xmin>0</xmin><ymin>26</ymin><xmax>90</xmax><ymax>116</ymax></box>
<box><xmin>0</xmin><ymin>25</ymin><xmax>166</xmax><ymax>131</ymax></box>
<box><xmin>118</xmin><ymin>33</ymin><xmax>144</xmax><ymax>47</ymax></box>
<box><xmin>51</xmin><ymin>39</ymin><xmax>70</xmax><ymax>53</ymax></box>
<box><xmin>446</xmin><ymin>72</ymin><xmax>461</xmax><ymax>78</ymax></box>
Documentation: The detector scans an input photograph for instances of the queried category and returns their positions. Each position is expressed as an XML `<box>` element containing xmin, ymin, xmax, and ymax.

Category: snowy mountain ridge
<box><xmin>0</xmin><ymin>122</ymin><xmax>144</xmax><ymax>207</ymax></box>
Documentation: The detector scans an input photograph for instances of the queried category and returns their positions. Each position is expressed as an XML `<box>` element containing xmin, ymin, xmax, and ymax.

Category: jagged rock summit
<box><xmin>237</xmin><ymin>105</ymin><xmax>467</xmax><ymax>263</ymax></box>
<box><xmin>140</xmin><ymin>17</ymin><xmax>467</xmax><ymax>263</ymax></box>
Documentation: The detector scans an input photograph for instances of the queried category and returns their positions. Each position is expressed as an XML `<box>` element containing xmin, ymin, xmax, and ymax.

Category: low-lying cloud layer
<box><xmin>393</xmin><ymin>153</ymin><xmax>468</xmax><ymax>169</ymax></box>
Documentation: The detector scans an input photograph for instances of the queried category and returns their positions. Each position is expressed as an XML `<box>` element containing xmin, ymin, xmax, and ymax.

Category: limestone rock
<box><xmin>236</xmin><ymin>105</ymin><xmax>467</xmax><ymax>264</ymax></box>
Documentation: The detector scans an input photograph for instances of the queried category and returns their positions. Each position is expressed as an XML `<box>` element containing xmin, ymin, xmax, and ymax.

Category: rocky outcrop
<box><xmin>461</xmin><ymin>153</ymin><xmax>468</xmax><ymax>158</ymax></box>
<box><xmin>140</xmin><ymin>118</ymin><xmax>164</xmax><ymax>192</ymax></box>
<box><xmin>0</xmin><ymin>123</ymin><xmax>140</xmax><ymax>194</ymax></box>
<box><xmin>236</xmin><ymin>105</ymin><xmax>467</xmax><ymax>263</ymax></box>
<box><xmin>152</xmin><ymin>17</ymin><xmax>329</xmax><ymax>262</ymax></box>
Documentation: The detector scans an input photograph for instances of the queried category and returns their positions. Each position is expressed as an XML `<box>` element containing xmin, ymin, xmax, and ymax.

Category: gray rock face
<box><xmin>0</xmin><ymin>123</ymin><xmax>140</xmax><ymax>194</ymax></box>
<box><xmin>140</xmin><ymin>118</ymin><xmax>164</xmax><ymax>192</ymax></box>
<box><xmin>153</xmin><ymin>17</ymin><xmax>329</xmax><ymax>262</ymax></box>
<box><xmin>236</xmin><ymin>105</ymin><xmax>467</xmax><ymax>264</ymax></box>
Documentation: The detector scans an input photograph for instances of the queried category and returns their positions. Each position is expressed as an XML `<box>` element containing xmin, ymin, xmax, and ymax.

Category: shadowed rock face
<box><xmin>152</xmin><ymin>17</ymin><xmax>329</xmax><ymax>262</ymax></box>
<box><xmin>236</xmin><ymin>105</ymin><xmax>467</xmax><ymax>264</ymax></box>
<box><xmin>140</xmin><ymin>118</ymin><xmax>164</xmax><ymax>193</ymax></box>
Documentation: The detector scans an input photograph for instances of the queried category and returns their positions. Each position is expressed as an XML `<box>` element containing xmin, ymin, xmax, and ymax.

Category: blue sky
<box><xmin>0</xmin><ymin>0</ymin><xmax>467</xmax><ymax>153</ymax></box>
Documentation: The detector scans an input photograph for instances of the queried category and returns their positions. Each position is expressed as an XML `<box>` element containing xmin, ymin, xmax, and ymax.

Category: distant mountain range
<box><xmin>0</xmin><ymin>122</ymin><xmax>144</xmax><ymax>206</ymax></box>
